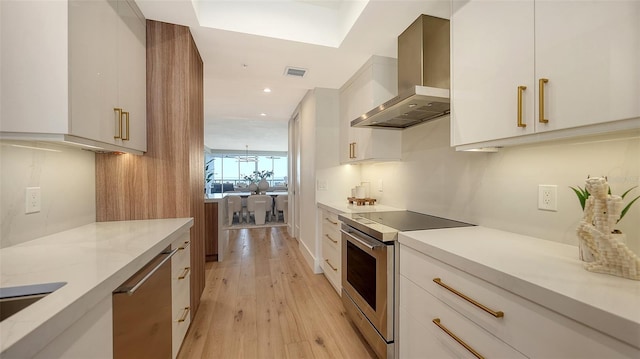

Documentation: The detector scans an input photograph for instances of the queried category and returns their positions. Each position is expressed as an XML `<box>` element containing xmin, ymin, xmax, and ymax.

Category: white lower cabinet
<box><xmin>171</xmin><ymin>233</ymin><xmax>191</xmax><ymax>359</ymax></box>
<box><xmin>319</xmin><ymin>208</ymin><xmax>342</xmax><ymax>294</ymax></box>
<box><xmin>399</xmin><ymin>244</ymin><xmax>640</xmax><ymax>358</ymax></box>
<box><xmin>33</xmin><ymin>295</ymin><xmax>113</xmax><ymax>359</ymax></box>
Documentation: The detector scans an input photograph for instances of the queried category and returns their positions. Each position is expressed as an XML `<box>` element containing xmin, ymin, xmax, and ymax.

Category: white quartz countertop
<box><xmin>317</xmin><ymin>201</ymin><xmax>404</xmax><ymax>214</ymax></box>
<box><xmin>0</xmin><ymin>218</ymin><xmax>193</xmax><ymax>358</ymax></box>
<box><xmin>399</xmin><ymin>226</ymin><xmax>640</xmax><ymax>349</ymax></box>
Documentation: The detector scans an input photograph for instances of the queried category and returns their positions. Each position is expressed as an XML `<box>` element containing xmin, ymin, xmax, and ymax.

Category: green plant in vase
<box><xmin>570</xmin><ymin>184</ymin><xmax>639</xmax><ymax>230</ymax></box>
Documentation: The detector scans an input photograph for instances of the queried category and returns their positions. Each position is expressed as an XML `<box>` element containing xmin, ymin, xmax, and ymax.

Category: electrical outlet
<box><xmin>538</xmin><ymin>185</ymin><xmax>557</xmax><ymax>211</ymax></box>
<box><xmin>25</xmin><ymin>187</ymin><xmax>41</xmax><ymax>214</ymax></box>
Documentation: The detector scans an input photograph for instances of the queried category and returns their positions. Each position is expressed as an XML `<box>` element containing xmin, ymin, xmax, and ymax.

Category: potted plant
<box><xmin>570</xmin><ymin>184</ymin><xmax>639</xmax><ymax>231</ymax></box>
<box><xmin>243</xmin><ymin>170</ymin><xmax>273</xmax><ymax>194</ymax></box>
<box><xmin>571</xmin><ymin>178</ymin><xmax>639</xmax><ymax>261</ymax></box>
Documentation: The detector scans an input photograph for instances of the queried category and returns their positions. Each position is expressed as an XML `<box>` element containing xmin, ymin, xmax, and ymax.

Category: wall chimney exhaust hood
<box><xmin>351</xmin><ymin>15</ymin><xmax>450</xmax><ymax>129</ymax></box>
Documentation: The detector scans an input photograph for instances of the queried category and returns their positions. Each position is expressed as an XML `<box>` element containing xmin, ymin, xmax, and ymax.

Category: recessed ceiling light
<box><xmin>263</xmin><ymin>88</ymin><xmax>272</xmax><ymax>93</ymax></box>
<box><xmin>260</xmin><ymin>113</ymin><xmax>267</xmax><ymax>116</ymax></box>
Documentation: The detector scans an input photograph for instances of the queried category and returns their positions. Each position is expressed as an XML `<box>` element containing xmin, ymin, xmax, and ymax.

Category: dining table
<box><xmin>224</xmin><ymin>192</ymin><xmax>288</xmax><ymax>221</ymax></box>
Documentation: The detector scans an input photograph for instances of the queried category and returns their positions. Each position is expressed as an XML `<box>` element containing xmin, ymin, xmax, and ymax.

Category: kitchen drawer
<box><xmin>322</xmin><ymin>238</ymin><xmax>341</xmax><ymax>293</ymax></box>
<box><xmin>400</xmin><ymin>244</ymin><xmax>640</xmax><ymax>358</ymax></box>
<box><xmin>322</xmin><ymin>210</ymin><xmax>340</xmax><ymax>228</ymax></box>
<box><xmin>322</xmin><ymin>223</ymin><xmax>341</xmax><ymax>252</ymax></box>
<box><xmin>400</xmin><ymin>276</ymin><xmax>527</xmax><ymax>359</ymax></box>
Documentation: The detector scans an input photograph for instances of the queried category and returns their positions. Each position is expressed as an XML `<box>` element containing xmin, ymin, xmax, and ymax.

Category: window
<box><xmin>205</xmin><ymin>150</ymin><xmax>288</xmax><ymax>193</ymax></box>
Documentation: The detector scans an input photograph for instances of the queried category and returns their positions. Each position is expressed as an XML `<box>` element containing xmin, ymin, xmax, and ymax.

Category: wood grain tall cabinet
<box><xmin>95</xmin><ymin>20</ymin><xmax>205</xmax><ymax>319</ymax></box>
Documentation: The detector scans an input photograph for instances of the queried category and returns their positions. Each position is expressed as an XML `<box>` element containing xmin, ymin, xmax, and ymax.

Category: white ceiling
<box><xmin>135</xmin><ymin>0</ymin><xmax>451</xmax><ymax>152</ymax></box>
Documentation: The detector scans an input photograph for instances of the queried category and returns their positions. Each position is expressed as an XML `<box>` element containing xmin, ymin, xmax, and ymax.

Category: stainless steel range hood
<box><xmin>351</xmin><ymin>14</ymin><xmax>450</xmax><ymax>129</ymax></box>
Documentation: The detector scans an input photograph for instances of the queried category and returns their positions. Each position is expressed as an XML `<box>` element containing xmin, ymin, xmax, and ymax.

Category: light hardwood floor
<box><xmin>178</xmin><ymin>227</ymin><xmax>376</xmax><ymax>359</ymax></box>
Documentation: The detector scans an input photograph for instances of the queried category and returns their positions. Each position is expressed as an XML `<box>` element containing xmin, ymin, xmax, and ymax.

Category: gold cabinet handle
<box><xmin>539</xmin><ymin>78</ymin><xmax>549</xmax><ymax>123</ymax></box>
<box><xmin>325</xmin><ymin>234</ymin><xmax>338</xmax><ymax>244</ymax></box>
<box><xmin>433</xmin><ymin>278</ymin><xmax>504</xmax><ymax>318</ymax></box>
<box><xmin>121</xmin><ymin>111</ymin><xmax>130</xmax><ymax>141</ymax></box>
<box><xmin>432</xmin><ymin>318</ymin><xmax>484</xmax><ymax>359</ymax></box>
<box><xmin>179</xmin><ymin>240</ymin><xmax>191</xmax><ymax>250</ymax></box>
<box><xmin>351</xmin><ymin>142</ymin><xmax>357</xmax><ymax>158</ymax></box>
<box><xmin>325</xmin><ymin>217</ymin><xmax>338</xmax><ymax>225</ymax></box>
<box><xmin>325</xmin><ymin>259</ymin><xmax>338</xmax><ymax>271</ymax></box>
<box><xmin>178</xmin><ymin>267</ymin><xmax>191</xmax><ymax>280</ymax></box>
<box><xmin>348</xmin><ymin>143</ymin><xmax>354</xmax><ymax>159</ymax></box>
<box><xmin>517</xmin><ymin>86</ymin><xmax>527</xmax><ymax>128</ymax></box>
<box><xmin>113</xmin><ymin>108</ymin><xmax>123</xmax><ymax>139</ymax></box>
<box><xmin>177</xmin><ymin>307</ymin><xmax>190</xmax><ymax>322</ymax></box>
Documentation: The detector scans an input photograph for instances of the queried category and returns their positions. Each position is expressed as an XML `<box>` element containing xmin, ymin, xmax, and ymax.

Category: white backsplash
<box><xmin>0</xmin><ymin>141</ymin><xmax>96</xmax><ymax>248</ymax></box>
<box><xmin>358</xmin><ymin>119</ymin><xmax>640</xmax><ymax>255</ymax></box>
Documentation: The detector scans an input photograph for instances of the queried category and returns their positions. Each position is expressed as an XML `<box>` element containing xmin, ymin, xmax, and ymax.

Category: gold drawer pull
<box><xmin>433</xmin><ymin>318</ymin><xmax>484</xmax><ymax>359</ymax></box>
<box><xmin>517</xmin><ymin>85</ymin><xmax>527</xmax><ymax>128</ymax></box>
<box><xmin>113</xmin><ymin>108</ymin><xmax>123</xmax><ymax>139</ymax></box>
<box><xmin>433</xmin><ymin>278</ymin><xmax>504</xmax><ymax>318</ymax></box>
<box><xmin>325</xmin><ymin>259</ymin><xmax>338</xmax><ymax>271</ymax></box>
<box><xmin>325</xmin><ymin>234</ymin><xmax>338</xmax><ymax>244</ymax></box>
<box><xmin>325</xmin><ymin>217</ymin><xmax>338</xmax><ymax>225</ymax></box>
<box><xmin>121</xmin><ymin>111</ymin><xmax>130</xmax><ymax>140</ymax></box>
<box><xmin>177</xmin><ymin>307</ymin><xmax>190</xmax><ymax>322</ymax></box>
<box><xmin>178</xmin><ymin>267</ymin><xmax>191</xmax><ymax>280</ymax></box>
<box><xmin>538</xmin><ymin>78</ymin><xmax>549</xmax><ymax>123</ymax></box>
<box><xmin>179</xmin><ymin>240</ymin><xmax>191</xmax><ymax>250</ymax></box>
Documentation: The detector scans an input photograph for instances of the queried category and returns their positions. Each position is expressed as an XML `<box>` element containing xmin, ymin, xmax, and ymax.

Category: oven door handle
<box><xmin>340</xmin><ymin>229</ymin><xmax>385</xmax><ymax>250</ymax></box>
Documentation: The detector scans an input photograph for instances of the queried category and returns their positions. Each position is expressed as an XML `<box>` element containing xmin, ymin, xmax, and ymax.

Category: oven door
<box><xmin>341</xmin><ymin>224</ymin><xmax>394</xmax><ymax>341</ymax></box>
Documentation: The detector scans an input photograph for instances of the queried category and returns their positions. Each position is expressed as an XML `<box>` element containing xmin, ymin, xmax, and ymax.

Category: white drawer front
<box><xmin>400</xmin><ymin>245</ymin><xmax>640</xmax><ymax>358</ymax></box>
<box><xmin>322</xmin><ymin>223</ymin><xmax>341</xmax><ymax>252</ymax></box>
<box><xmin>400</xmin><ymin>275</ymin><xmax>527</xmax><ymax>359</ymax></box>
<box><xmin>322</xmin><ymin>238</ymin><xmax>341</xmax><ymax>294</ymax></box>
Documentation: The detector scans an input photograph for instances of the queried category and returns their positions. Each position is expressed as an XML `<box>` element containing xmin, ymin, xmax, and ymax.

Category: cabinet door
<box><xmin>340</xmin><ymin>57</ymin><xmax>400</xmax><ymax>163</ymax></box>
<box><xmin>451</xmin><ymin>0</ymin><xmax>535</xmax><ymax>146</ymax></box>
<box><xmin>535</xmin><ymin>0</ymin><xmax>640</xmax><ymax>132</ymax></box>
<box><xmin>116</xmin><ymin>0</ymin><xmax>147</xmax><ymax>152</ymax></box>
<box><xmin>69</xmin><ymin>0</ymin><xmax>119</xmax><ymax>145</ymax></box>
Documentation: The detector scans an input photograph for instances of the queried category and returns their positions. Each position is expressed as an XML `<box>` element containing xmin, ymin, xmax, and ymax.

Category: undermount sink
<box><xmin>0</xmin><ymin>282</ymin><xmax>66</xmax><ymax>322</ymax></box>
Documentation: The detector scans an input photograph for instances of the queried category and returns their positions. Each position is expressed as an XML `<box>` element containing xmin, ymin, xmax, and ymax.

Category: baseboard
<box><xmin>298</xmin><ymin>239</ymin><xmax>322</xmax><ymax>274</ymax></box>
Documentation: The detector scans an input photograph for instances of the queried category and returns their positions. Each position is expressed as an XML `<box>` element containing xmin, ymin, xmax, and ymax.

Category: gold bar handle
<box><xmin>325</xmin><ymin>217</ymin><xmax>338</xmax><ymax>225</ymax></box>
<box><xmin>433</xmin><ymin>318</ymin><xmax>485</xmax><ymax>359</ymax></box>
<box><xmin>349</xmin><ymin>143</ymin><xmax>354</xmax><ymax>159</ymax></box>
<box><xmin>351</xmin><ymin>142</ymin><xmax>356</xmax><ymax>158</ymax></box>
<box><xmin>113</xmin><ymin>108</ymin><xmax>122</xmax><ymax>139</ymax></box>
<box><xmin>539</xmin><ymin>78</ymin><xmax>549</xmax><ymax>123</ymax></box>
<box><xmin>433</xmin><ymin>278</ymin><xmax>504</xmax><ymax>318</ymax></box>
<box><xmin>517</xmin><ymin>86</ymin><xmax>527</xmax><ymax>128</ymax></box>
<box><xmin>177</xmin><ymin>307</ymin><xmax>190</xmax><ymax>322</ymax></box>
<box><xmin>178</xmin><ymin>267</ymin><xmax>191</xmax><ymax>280</ymax></box>
<box><xmin>325</xmin><ymin>234</ymin><xmax>338</xmax><ymax>244</ymax></box>
<box><xmin>121</xmin><ymin>111</ymin><xmax>130</xmax><ymax>141</ymax></box>
<box><xmin>325</xmin><ymin>259</ymin><xmax>338</xmax><ymax>271</ymax></box>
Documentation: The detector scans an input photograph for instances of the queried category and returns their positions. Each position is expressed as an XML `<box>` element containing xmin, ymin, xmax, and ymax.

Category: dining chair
<box><xmin>274</xmin><ymin>195</ymin><xmax>288</xmax><ymax>223</ymax></box>
<box><xmin>227</xmin><ymin>196</ymin><xmax>244</xmax><ymax>224</ymax></box>
<box><xmin>246</xmin><ymin>195</ymin><xmax>273</xmax><ymax>225</ymax></box>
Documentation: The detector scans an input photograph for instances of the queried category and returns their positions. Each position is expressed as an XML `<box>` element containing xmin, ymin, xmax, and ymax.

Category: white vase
<box><xmin>249</xmin><ymin>183</ymin><xmax>258</xmax><ymax>193</ymax></box>
<box><xmin>258</xmin><ymin>179</ymin><xmax>269</xmax><ymax>193</ymax></box>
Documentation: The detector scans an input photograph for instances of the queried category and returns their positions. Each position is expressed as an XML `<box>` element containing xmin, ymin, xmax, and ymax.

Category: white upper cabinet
<box><xmin>339</xmin><ymin>56</ymin><xmax>401</xmax><ymax>164</ymax></box>
<box><xmin>534</xmin><ymin>0</ymin><xmax>640</xmax><ymax>132</ymax></box>
<box><xmin>451</xmin><ymin>0</ymin><xmax>640</xmax><ymax>149</ymax></box>
<box><xmin>1</xmin><ymin>0</ymin><xmax>146</xmax><ymax>153</ymax></box>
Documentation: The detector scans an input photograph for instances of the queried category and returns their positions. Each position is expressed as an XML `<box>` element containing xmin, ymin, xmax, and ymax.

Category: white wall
<box><xmin>296</xmin><ymin>88</ymin><xmax>354</xmax><ymax>272</ymax></box>
<box><xmin>360</xmin><ymin>119</ymin><xmax>640</xmax><ymax>255</ymax></box>
<box><xmin>0</xmin><ymin>141</ymin><xmax>96</xmax><ymax>248</ymax></box>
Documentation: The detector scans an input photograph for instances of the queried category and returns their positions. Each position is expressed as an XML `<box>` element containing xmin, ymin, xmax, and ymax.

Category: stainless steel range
<box><xmin>339</xmin><ymin>211</ymin><xmax>473</xmax><ymax>359</ymax></box>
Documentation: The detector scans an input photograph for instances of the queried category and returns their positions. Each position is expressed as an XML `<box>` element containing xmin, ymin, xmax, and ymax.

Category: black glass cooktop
<box><xmin>339</xmin><ymin>210</ymin><xmax>474</xmax><ymax>242</ymax></box>
<box><xmin>356</xmin><ymin>211</ymin><xmax>473</xmax><ymax>231</ymax></box>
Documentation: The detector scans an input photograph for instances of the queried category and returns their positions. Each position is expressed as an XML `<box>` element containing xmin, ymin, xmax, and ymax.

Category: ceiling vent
<box><xmin>284</xmin><ymin>66</ymin><xmax>307</xmax><ymax>78</ymax></box>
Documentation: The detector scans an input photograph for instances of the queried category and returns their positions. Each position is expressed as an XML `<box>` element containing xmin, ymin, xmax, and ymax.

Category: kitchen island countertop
<box><xmin>399</xmin><ymin>226</ymin><xmax>640</xmax><ymax>349</ymax></box>
<box><xmin>0</xmin><ymin>218</ymin><xmax>193</xmax><ymax>358</ymax></box>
